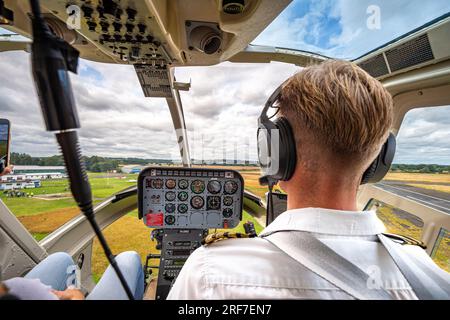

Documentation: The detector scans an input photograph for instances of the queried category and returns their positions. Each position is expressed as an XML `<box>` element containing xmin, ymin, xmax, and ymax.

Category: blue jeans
<box><xmin>25</xmin><ymin>251</ymin><xmax>144</xmax><ymax>300</ymax></box>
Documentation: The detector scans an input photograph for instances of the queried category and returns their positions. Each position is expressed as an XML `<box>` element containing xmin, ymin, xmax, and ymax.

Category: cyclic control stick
<box><xmin>28</xmin><ymin>0</ymin><xmax>134</xmax><ymax>300</ymax></box>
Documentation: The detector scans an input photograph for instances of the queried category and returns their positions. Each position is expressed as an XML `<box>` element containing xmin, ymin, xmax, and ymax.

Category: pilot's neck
<box><xmin>283</xmin><ymin>172</ymin><xmax>360</xmax><ymax>212</ymax></box>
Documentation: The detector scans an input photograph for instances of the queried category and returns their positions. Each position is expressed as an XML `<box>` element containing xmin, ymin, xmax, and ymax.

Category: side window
<box><xmin>368</xmin><ymin>200</ymin><xmax>423</xmax><ymax>240</ymax></box>
<box><xmin>370</xmin><ymin>105</ymin><xmax>450</xmax><ymax>272</ymax></box>
<box><xmin>367</xmin><ymin>199</ymin><xmax>424</xmax><ymax>240</ymax></box>
<box><xmin>1</xmin><ymin>168</ymin><xmax>137</xmax><ymax>242</ymax></box>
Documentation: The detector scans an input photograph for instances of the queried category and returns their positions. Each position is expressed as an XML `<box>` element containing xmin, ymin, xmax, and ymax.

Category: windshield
<box><xmin>253</xmin><ymin>0</ymin><xmax>450</xmax><ymax>60</ymax></box>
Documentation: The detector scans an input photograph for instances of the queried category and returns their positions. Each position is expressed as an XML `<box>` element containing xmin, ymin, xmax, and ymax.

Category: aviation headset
<box><xmin>257</xmin><ymin>81</ymin><xmax>397</xmax><ymax>187</ymax></box>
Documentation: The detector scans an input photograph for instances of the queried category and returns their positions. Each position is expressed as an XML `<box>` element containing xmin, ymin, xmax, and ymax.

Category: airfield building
<box><xmin>0</xmin><ymin>166</ymin><xmax>66</xmax><ymax>191</ymax></box>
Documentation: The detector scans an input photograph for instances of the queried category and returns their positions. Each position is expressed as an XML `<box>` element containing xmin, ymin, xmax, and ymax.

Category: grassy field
<box><xmin>2</xmin><ymin>169</ymin><xmax>449</xmax><ymax>278</ymax></box>
<box><xmin>385</xmin><ymin>172</ymin><xmax>450</xmax><ymax>184</ymax></box>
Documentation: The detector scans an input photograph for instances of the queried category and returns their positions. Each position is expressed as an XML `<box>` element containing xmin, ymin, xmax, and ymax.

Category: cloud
<box><xmin>393</xmin><ymin>106</ymin><xmax>450</xmax><ymax>165</ymax></box>
<box><xmin>0</xmin><ymin>50</ymin><xmax>299</xmax><ymax>161</ymax></box>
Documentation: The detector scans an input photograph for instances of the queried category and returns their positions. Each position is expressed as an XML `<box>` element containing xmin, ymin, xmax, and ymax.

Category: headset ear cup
<box><xmin>361</xmin><ymin>159</ymin><xmax>378</xmax><ymax>184</ymax></box>
<box><xmin>274</xmin><ymin>117</ymin><xmax>297</xmax><ymax>181</ymax></box>
<box><xmin>361</xmin><ymin>133</ymin><xmax>396</xmax><ymax>184</ymax></box>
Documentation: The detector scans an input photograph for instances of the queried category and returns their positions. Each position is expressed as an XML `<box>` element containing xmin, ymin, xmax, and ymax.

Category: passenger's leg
<box><xmin>87</xmin><ymin>251</ymin><xmax>144</xmax><ymax>300</ymax></box>
<box><xmin>25</xmin><ymin>252</ymin><xmax>76</xmax><ymax>291</ymax></box>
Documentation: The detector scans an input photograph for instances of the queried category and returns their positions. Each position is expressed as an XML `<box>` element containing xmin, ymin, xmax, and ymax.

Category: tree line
<box><xmin>10</xmin><ymin>153</ymin><xmax>170</xmax><ymax>173</ymax></box>
<box><xmin>10</xmin><ymin>152</ymin><xmax>450</xmax><ymax>174</ymax></box>
<box><xmin>390</xmin><ymin>164</ymin><xmax>450</xmax><ymax>174</ymax></box>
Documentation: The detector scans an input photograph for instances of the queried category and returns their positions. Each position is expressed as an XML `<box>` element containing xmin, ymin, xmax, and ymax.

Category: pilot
<box><xmin>167</xmin><ymin>60</ymin><xmax>449</xmax><ymax>300</ymax></box>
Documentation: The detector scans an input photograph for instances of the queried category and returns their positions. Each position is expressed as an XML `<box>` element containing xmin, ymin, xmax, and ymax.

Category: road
<box><xmin>376</xmin><ymin>182</ymin><xmax>450</xmax><ymax>214</ymax></box>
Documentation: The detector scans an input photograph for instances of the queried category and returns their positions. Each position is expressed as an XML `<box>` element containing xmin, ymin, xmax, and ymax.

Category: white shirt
<box><xmin>168</xmin><ymin>208</ymin><xmax>445</xmax><ymax>300</ymax></box>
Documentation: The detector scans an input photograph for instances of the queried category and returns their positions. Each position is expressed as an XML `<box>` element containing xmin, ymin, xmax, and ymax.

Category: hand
<box><xmin>52</xmin><ymin>288</ymin><xmax>85</xmax><ymax>300</ymax></box>
<box><xmin>0</xmin><ymin>283</ymin><xmax>9</xmax><ymax>296</ymax></box>
<box><xmin>0</xmin><ymin>165</ymin><xmax>13</xmax><ymax>176</ymax></box>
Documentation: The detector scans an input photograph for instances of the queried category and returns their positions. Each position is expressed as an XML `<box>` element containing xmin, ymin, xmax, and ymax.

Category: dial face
<box><xmin>178</xmin><ymin>191</ymin><xmax>188</xmax><ymax>201</ymax></box>
<box><xmin>224</xmin><ymin>180</ymin><xmax>238</xmax><ymax>195</ymax></box>
<box><xmin>190</xmin><ymin>196</ymin><xmax>205</xmax><ymax>210</ymax></box>
<box><xmin>150</xmin><ymin>179</ymin><xmax>163</xmax><ymax>189</ymax></box>
<box><xmin>178</xmin><ymin>203</ymin><xmax>188</xmax><ymax>214</ymax></box>
<box><xmin>165</xmin><ymin>203</ymin><xmax>175</xmax><ymax>213</ymax></box>
<box><xmin>207</xmin><ymin>180</ymin><xmax>221</xmax><ymax>194</ymax></box>
<box><xmin>165</xmin><ymin>179</ymin><xmax>176</xmax><ymax>189</ymax></box>
<box><xmin>223</xmin><ymin>208</ymin><xmax>233</xmax><ymax>218</ymax></box>
<box><xmin>165</xmin><ymin>215</ymin><xmax>175</xmax><ymax>225</ymax></box>
<box><xmin>178</xmin><ymin>179</ymin><xmax>188</xmax><ymax>189</ymax></box>
<box><xmin>165</xmin><ymin>191</ymin><xmax>176</xmax><ymax>201</ymax></box>
<box><xmin>191</xmin><ymin>180</ymin><xmax>205</xmax><ymax>194</ymax></box>
<box><xmin>223</xmin><ymin>196</ymin><xmax>233</xmax><ymax>206</ymax></box>
<box><xmin>207</xmin><ymin>196</ymin><xmax>221</xmax><ymax>210</ymax></box>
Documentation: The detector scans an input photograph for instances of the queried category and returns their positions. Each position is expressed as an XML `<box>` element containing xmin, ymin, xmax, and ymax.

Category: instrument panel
<box><xmin>138</xmin><ymin>167</ymin><xmax>243</xmax><ymax>229</ymax></box>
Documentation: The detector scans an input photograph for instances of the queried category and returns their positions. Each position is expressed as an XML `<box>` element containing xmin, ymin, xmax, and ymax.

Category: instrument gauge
<box><xmin>165</xmin><ymin>203</ymin><xmax>175</xmax><ymax>213</ymax></box>
<box><xmin>178</xmin><ymin>191</ymin><xmax>188</xmax><ymax>201</ymax></box>
<box><xmin>165</xmin><ymin>179</ymin><xmax>176</xmax><ymax>189</ymax></box>
<box><xmin>223</xmin><ymin>208</ymin><xmax>233</xmax><ymax>218</ymax></box>
<box><xmin>165</xmin><ymin>215</ymin><xmax>175</xmax><ymax>225</ymax></box>
<box><xmin>207</xmin><ymin>180</ymin><xmax>221</xmax><ymax>194</ymax></box>
<box><xmin>224</xmin><ymin>180</ymin><xmax>238</xmax><ymax>195</ymax></box>
<box><xmin>207</xmin><ymin>196</ymin><xmax>221</xmax><ymax>211</ymax></box>
<box><xmin>223</xmin><ymin>196</ymin><xmax>233</xmax><ymax>206</ymax></box>
<box><xmin>178</xmin><ymin>203</ymin><xmax>188</xmax><ymax>214</ymax></box>
<box><xmin>191</xmin><ymin>180</ymin><xmax>205</xmax><ymax>194</ymax></box>
<box><xmin>165</xmin><ymin>191</ymin><xmax>176</xmax><ymax>201</ymax></box>
<box><xmin>151</xmin><ymin>179</ymin><xmax>164</xmax><ymax>189</ymax></box>
<box><xmin>178</xmin><ymin>179</ymin><xmax>188</xmax><ymax>189</ymax></box>
<box><xmin>190</xmin><ymin>196</ymin><xmax>205</xmax><ymax>210</ymax></box>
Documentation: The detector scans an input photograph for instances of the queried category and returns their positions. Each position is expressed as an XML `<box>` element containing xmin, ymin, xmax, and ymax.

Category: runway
<box><xmin>376</xmin><ymin>182</ymin><xmax>450</xmax><ymax>214</ymax></box>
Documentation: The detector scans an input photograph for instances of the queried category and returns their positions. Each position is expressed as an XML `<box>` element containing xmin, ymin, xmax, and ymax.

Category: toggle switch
<box><xmin>100</xmin><ymin>21</ymin><xmax>109</xmax><ymax>33</ymax></box>
<box><xmin>126</xmin><ymin>7</ymin><xmax>137</xmax><ymax>21</ymax></box>
<box><xmin>87</xmin><ymin>21</ymin><xmax>97</xmax><ymax>31</ymax></box>
<box><xmin>138</xmin><ymin>23</ymin><xmax>147</xmax><ymax>34</ymax></box>
<box><xmin>125</xmin><ymin>23</ymin><xmax>135</xmax><ymax>34</ymax></box>
<box><xmin>81</xmin><ymin>5</ymin><xmax>94</xmax><ymax>19</ymax></box>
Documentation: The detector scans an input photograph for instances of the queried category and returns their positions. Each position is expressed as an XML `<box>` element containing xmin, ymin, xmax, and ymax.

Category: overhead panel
<box><xmin>39</xmin><ymin>0</ymin><xmax>173</xmax><ymax>66</ymax></box>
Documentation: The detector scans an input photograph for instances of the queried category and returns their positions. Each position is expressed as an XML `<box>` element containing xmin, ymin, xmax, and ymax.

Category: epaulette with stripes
<box><xmin>382</xmin><ymin>233</ymin><xmax>427</xmax><ymax>249</ymax></box>
<box><xmin>202</xmin><ymin>221</ymin><xmax>258</xmax><ymax>246</ymax></box>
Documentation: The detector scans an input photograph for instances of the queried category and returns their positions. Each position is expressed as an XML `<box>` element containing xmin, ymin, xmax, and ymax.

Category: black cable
<box><xmin>266</xmin><ymin>183</ymin><xmax>274</xmax><ymax>226</ymax></box>
<box><xmin>28</xmin><ymin>0</ymin><xmax>135</xmax><ymax>300</ymax></box>
<box><xmin>83</xmin><ymin>206</ymin><xmax>136</xmax><ymax>299</ymax></box>
<box><xmin>56</xmin><ymin>131</ymin><xmax>135</xmax><ymax>301</ymax></box>
<box><xmin>29</xmin><ymin>0</ymin><xmax>42</xmax><ymax>16</ymax></box>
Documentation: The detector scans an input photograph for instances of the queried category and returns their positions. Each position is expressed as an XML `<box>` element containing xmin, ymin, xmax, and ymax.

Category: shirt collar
<box><xmin>259</xmin><ymin>207</ymin><xmax>386</xmax><ymax>237</ymax></box>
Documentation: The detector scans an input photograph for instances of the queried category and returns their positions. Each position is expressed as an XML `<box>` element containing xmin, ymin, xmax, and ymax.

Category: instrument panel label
<box><xmin>146</xmin><ymin>213</ymin><xmax>164</xmax><ymax>226</ymax></box>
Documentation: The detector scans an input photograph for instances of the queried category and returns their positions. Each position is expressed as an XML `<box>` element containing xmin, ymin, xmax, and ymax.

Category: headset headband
<box><xmin>259</xmin><ymin>80</ymin><xmax>289</xmax><ymax>122</ymax></box>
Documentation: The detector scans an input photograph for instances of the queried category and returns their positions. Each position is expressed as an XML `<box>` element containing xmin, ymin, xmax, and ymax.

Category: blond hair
<box><xmin>279</xmin><ymin>60</ymin><xmax>393</xmax><ymax>167</ymax></box>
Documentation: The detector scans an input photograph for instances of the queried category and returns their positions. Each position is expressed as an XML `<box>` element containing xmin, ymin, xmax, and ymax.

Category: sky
<box><xmin>0</xmin><ymin>0</ymin><xmax>449</xmax><ymax>165</ymax></box>
<box><xmin>254</xmin><ymin>0</ymin><xmax>450</xmax><ymax>59</ymax></box>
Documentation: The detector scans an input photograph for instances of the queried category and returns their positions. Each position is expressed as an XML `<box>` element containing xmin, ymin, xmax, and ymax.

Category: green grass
<box><xmin>1</xmin><ymin>173</ymin><xmax>136</xmax><ymax>217</ymax></box>
<box><xmin>1</xmin><ymin>197</ymin><xmax>77</xmax><ymax>216</ymax></box>
<box><xmin>32</xmin><ymin>232</ymin><xmax>49</xmax><ymax>241</ymax></box>
<box><xmin>22</xmin><ymin>179</ymin><xmax>69</xmax><ymax>195</ymax></box>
